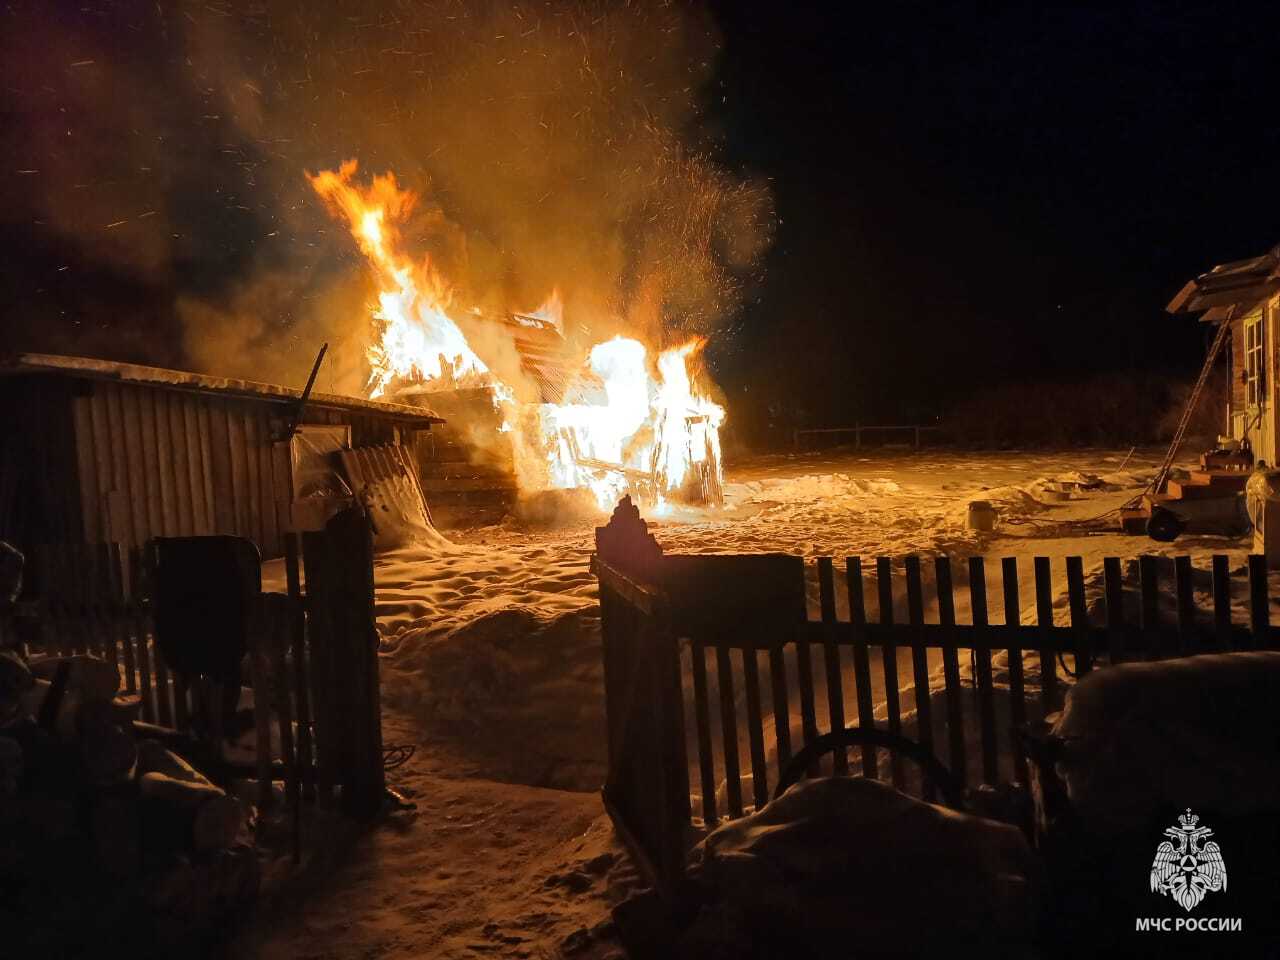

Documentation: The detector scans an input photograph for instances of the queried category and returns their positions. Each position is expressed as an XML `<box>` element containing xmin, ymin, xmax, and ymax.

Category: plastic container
<box><xmin>966</xmin><ymin>500</ymin><xmax>998</xmax><ymax>532</ymax></box>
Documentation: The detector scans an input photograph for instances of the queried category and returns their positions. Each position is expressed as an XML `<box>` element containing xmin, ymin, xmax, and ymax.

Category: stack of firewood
<box><xmin>0</xmin><ymin>647</ymin><xmax>259</xmax><ymax>951</ymax></box>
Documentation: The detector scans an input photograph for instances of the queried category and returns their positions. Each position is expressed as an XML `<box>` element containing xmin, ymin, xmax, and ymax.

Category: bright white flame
<box><xmin>535</xmin><ymin>336</ymin><xmax>725</xmax><ymax>509</ymax></box>
<box><xmin>308</xmin><ymin>160</ymin><xmax>488</xmax><ymax>398</ymax></box>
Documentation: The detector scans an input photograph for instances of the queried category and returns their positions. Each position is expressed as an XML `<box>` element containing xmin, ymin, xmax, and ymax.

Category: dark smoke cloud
<box><xmin>1</xmin><ymin>0</ymin><xmax>773</xmax><ymax>394</ymax></box>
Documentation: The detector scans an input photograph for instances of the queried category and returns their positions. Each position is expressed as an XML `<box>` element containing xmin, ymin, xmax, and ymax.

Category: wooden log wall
<box><xmin>412</xmin><ymin>387</ymin><xmax>519</xmax><ymax>528</ymax></box>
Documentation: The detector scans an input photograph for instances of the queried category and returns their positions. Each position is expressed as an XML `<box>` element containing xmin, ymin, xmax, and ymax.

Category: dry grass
<box><xmin>948</xmin><ymin>369</ymin><xmax>1225</xmax><ymax>449</ymax></box>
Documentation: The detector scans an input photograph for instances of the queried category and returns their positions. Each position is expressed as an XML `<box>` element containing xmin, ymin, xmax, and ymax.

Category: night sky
<box><xmin>3</xmin><ymin>1</ymin><xmax>1279</xmax><ymax>440</ymax></box>
<box><xmin>707</xmin><ymin>0</ymin><xmax>1280</xmax><ymax>431</ymax></box>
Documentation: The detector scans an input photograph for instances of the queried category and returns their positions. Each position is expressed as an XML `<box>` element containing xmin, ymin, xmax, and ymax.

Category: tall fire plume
<box><xmin>309</xmin><ymin>160</ymin><xmax>725</xmax><ymax>512</ymax></box>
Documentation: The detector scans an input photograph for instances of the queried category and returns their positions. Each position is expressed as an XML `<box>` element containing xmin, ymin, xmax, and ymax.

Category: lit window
<box><xmin>1245</xmin><ymin>312</ymin><xmax>1265</xmax><ymax>407</ymax></box>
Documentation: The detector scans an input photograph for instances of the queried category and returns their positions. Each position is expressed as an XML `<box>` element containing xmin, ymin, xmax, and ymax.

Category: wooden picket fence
<box><xmin>592</xmin><ymin>502</ymin><xmax>1280</xmax><ymax>898</ymax></box>
<box><xmin>11</xmin><ymin>506</ymin><xmax>385</xmax><ymax>831</ymax></box>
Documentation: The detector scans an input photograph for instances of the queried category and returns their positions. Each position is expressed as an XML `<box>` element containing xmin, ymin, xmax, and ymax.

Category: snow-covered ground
<box><xmin>371</xmin><ymin>446</ymin><xmax>1260</xmax><ymax>790</ymax></box>
<box><xmin>243</xmin><ymin>446</ymin><xmax>1262</xmax><ymax>959</ymax></box>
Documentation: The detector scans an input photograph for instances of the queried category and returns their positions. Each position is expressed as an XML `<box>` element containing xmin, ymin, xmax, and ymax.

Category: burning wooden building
<box><xmin>309</xmin><ymin>162</ymin><xmax>728</xmax><ymax>526</ymax></box>
<box><xmin>0</xmin><ymin>352</ymin><xmax>443</xmax><ymax>558</ymax></box>
<box><xmin>387</xmin><ymin>308</ymin><xmax>725</xmax><ymax>526</ymax></box>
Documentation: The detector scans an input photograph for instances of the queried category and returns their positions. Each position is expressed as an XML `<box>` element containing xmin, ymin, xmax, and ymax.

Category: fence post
<box><xmin>304</xmin><ymin>507</ymin><xmax>385</xmax><ymax>820</ymax></box>
<box><xmin>594</xmin><ymin>497</ymin><xmax>695</xmax><ymax>899</ymax></box>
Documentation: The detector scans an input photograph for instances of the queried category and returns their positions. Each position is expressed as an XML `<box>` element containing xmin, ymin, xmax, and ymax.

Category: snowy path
<box><xmin>231</xmin><ymin>711</ymin><xmax>631</xmax><ymax>960</ymax></box>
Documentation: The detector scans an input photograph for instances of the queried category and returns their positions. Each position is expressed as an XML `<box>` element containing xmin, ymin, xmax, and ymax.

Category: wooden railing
<box><xmin>593</xmin><ymin>502</ymin><xmax>1278</xmax><ymax>898</ymax></box>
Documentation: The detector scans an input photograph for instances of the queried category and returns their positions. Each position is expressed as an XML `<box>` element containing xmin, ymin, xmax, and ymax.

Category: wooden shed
<box><xmin>0</xmin><ymin>353</ymin><xmax>443</xmax><ymax>558</ymax></box>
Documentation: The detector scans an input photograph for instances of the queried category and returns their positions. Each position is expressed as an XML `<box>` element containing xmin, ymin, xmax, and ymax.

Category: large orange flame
<box><xmin>309</xmin><ymin>160</ymin><xmax>725</xmax><ymax>511</ymax></box>
<box><xmin>308</xmin><ymin>160</ymin><xmax>488</xmax><ymax>397</ymax></box>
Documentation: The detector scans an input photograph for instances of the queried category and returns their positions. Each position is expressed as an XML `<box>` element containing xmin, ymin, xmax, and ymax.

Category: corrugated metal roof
<box><xmin>465</xmin><ymin>311</ymin><xmax>584</xmax><ymax>403</ymax></box>
<box><xmin>1</xmin><ymin>352</ymin><xmax>445</xmax><ymax>424</ymax></box>
<box><xmin>1168</xmin><ymin>243</ymin><xmax>1280</xmax><ymax>315</ymax></box>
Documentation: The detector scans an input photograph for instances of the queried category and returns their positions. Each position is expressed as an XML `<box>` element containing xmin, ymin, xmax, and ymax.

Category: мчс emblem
<box><xmin>1150</xmin><ymin>809</ymin><xmax>1228</xmax><ymax>912</ymax></box>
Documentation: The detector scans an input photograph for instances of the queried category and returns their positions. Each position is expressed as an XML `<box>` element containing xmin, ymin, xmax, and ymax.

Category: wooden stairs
<box><xmin>1164</xmin><ymin>469</ymin><xmax>1251</xmax><ymax>500</ymax></box>
<box><xmin>1120</xmin><ymin>457</ymin><xmax>1253</xmax><ymax>535</ymax></box>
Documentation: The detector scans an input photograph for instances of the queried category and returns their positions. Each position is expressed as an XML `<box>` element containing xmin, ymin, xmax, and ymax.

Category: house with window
<box><xmin>1168</xmin><ymin>243</ymin><xmax>1280</xmax><ymax>464</ymax></box>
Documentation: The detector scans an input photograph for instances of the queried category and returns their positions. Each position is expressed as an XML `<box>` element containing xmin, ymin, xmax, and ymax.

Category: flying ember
<box><xmin>308</xmin><ymin>160</ymin><xmax>725</xmax><ymax>512</ymax></box>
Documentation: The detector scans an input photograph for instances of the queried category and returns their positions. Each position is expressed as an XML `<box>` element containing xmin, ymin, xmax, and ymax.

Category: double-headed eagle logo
<box><xmin>1150</xmin><ymin>809</ymin><xmax>1227</xmax><ymax>912</ymax></box>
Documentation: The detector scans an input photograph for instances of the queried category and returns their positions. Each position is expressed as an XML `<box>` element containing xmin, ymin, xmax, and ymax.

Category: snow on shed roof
<box><xmin>1</xmin><ymin>352</ymin><xmax>445</xmax><ymax>424</ymax></box>
<box><xmin>1167</xmin><ymin>243</ymin><xmax>1280</xmax><ymax>317</ymax></box>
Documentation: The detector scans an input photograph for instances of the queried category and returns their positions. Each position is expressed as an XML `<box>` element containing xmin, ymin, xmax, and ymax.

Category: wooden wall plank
<box><xmin>257</xmin><ymin>410</ymin><xmax>279</xmax><ymax>556</ymax></box>
<box><xmin>197</xmin><ymin>402</ymin><xmax>217</xmax><ymax>532</ymax></box>
<box><xmin>42</xmin><ymin>381</ymin><xmax>83</xmax><ymax>544</ymax></box>
<box><xmin>208</xmin><ymin>404</ymin><xmax>236</xmax><ymax>534</ymax></box>
<box><xmin>167</xmin><ymin>392</ymin><xmax>193</xmax><ymax>534</ymax></box>
<box><xmin>271</xmin><ymin>437</ymin><xmax>293</xmax><ymax>541</ymax></box>
<box><xmin>71</xmin><ymin>392</ymin><xmax>101</xmax><ymax>542</ymax></box>
<box><xmin>88</xmin><ymin>386</ymin><xmax>120</xmax><ymax>543</ymax></box>
<box><xmin>153</xmin><ymin>391</ymin><xmax>178</xmax><ymax>537</ymax></box>
<box><xmin>118</xmin><ymin>385</ymin><xmax>150</xmax><ymax>546</ymax></box>
<box><xmin>226</xmin><ymin>403</ymin><xmax>250</xmax><ymax>540</ymax></box>
<box><xmin>182</xmin><ymin>396</ymin><xmax>209</xmax><ymax>535</ymax></box>
<box><xmin>242</xmin><ymin>407</ymin><xmax>263</xmax><ymax>549</ymax></box>
<box><xmin>135</xmin><ymin>387</ymin><xmax>164</xmax><ymax>539</ymax></box>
